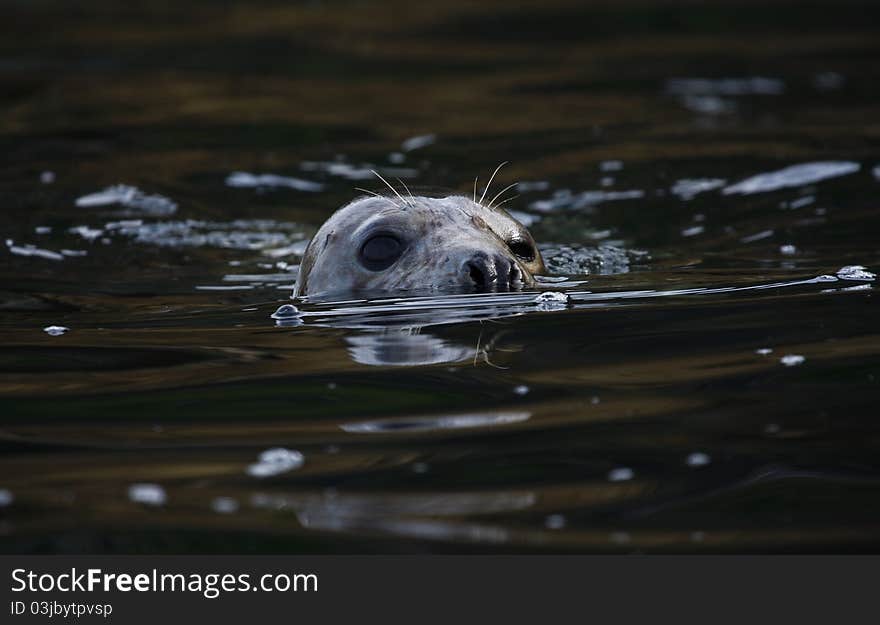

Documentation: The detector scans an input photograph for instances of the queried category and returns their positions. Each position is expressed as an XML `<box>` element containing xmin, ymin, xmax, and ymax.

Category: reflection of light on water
<box><xmin>225</xmin><ymin>171</ymin><xmax>323</xmax><ymax>192</ymax></box>
<box><xmin>251</xmin><ymin>490</ymin><xmax>535</xmax><ymax>544</ymax></box>
<box><xmin>246</xmin><ymin>448</ymin><xmax>305</xmax><ymax>478</ymax></box>
<box><xmin>723</xmin><ymin>161</ymin><xmax>860</xmax><ymax>195</ymax></box>
<box><xmin>127</xmin><ymin>483</ymin><xmax>166</xmax><ymax>506</ymax></box>
<box><xmin>341</xmin><ymin>411</ymin><xmax>531</xmax><ymax>434</ymax></box>
<box><xmin>76</xmin><ymin>185</ymin><xmax>177</xmax><ymax>216</ymax></box>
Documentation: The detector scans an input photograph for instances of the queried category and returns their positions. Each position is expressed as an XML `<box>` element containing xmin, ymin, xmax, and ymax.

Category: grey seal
<box><xmin>294</xmin><ymin>191</ymin><xmax>545</xmax><ymax>300</ymax></box>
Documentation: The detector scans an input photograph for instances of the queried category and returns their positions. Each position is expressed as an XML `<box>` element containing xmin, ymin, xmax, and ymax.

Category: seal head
<box><xmin>294</xmin><ymin>194</ymin><xmax>545</xmax><ymax>299</ymax></box>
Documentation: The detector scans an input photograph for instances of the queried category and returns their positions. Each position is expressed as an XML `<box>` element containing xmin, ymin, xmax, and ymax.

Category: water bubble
<box><xmin>608</xmin><ymin>467</ymin><xmax>634</xmax><ymax>482</ymax></box>
<box><xmin>545</xmin><ymin>514</ymin><xmax>567</xmax><ymax>530</ymax></box>
<box><xmin>755</xmin><ymin>348</ymin><xmax>773</xmax><ymax>355</ymax></box>
<box><xmin>412</xmin><ymin>462</ymin><xmax>430</xmax><ymax>474</ymax></box>
<box><xmin>43</xmin><ymin>326</ymin><xmax>69</xmax><ymax>336</ymax></box>
<box><xmin>513</xmin><ymin>385</ymin><xmax>530</xmax><ymax>396</ymax></box>
<box><xmin>681</xmin><ymin>225</ymin><xmax>704</xmax><ymax>237</ymax></box>
<box><xmin>0</xmin><ymin>489</ymin><xmax>13</xmax><ymax>507</ymax></box>
<box><xmin>39</xmin><ymin>171</ymin><xmax>55</xmax><ymax>184</ymax></box>
<box><xmin>271</xmin><ymin>304</ymin><xmax>302</xmax><ymax>326</ymax></box>
<box><xmin>780</xmin><ymin>354</ymin><xmax>805</xmax><ymax>367</ymax></box>
<box><xmin>128</xmin><ymin>483</ymin><xmax>166</xmax><ymax>506</ymax></box>
<box><xmin>246</xmin><ymin>448</ymin><xmax>304</xmax><ymax>477</ymax></box>
<box><xmin>780</xmin><ymin>244</ymin><xmax>797</xmax><ymax>255</ymax></box>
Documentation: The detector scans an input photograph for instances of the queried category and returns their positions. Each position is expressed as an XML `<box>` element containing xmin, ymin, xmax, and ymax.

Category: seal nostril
<box><xmin>467</xmin><ymin>261</ymin><xmax>486</xmax><ymax>288</ymax></box>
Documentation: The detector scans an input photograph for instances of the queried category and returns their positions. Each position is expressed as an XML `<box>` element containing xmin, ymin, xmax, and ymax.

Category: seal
<box><xmin>294</xmin><ymin>190</ymin><xmax>545</xmax><ymax>300</ymax></box>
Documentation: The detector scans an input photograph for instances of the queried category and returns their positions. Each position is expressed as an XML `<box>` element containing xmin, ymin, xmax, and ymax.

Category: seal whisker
<box><xmin>479</xmin><ymin>161</ymin><xmax>509</xmax><ymax>205</ymax></box>
<box><xmin>396</xmin><ymin>177</ymin><xmax>416</xmax><ymax>205</ymax></box>
<box><xmin>354</xmin><ymin>187</ymin><xmax>384</xmax><ymax>200</ymax></box>
<box><xmin>473</xmin><ymin>324</ymin><xmax>483</xmax><ymax>367</ymax></box>
<box><xmin>473</xmin><ymin>176</ymin><xmax>479</xmax><ymax>203</ymax></box>
<box><xmin>487</xmin><ymin>182</ymin><xmax>519</xmax><ymax>210</ymax></box>
<box><xmin>492</xmin><ymin>194</ymin><xmax>520</xmax><ymax>210</ymax></box>
<box><xmin>370</xmin><ymin>169</ymin><xmax>410</xmax><ymax>208</ymax></box>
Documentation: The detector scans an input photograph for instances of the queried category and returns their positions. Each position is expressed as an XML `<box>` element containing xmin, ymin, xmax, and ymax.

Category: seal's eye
<box><xmin>508</xmin><ymin>238</ymin><xmax>536</xmax><ymax>262</ymax></box>
<box><xmin>359</xmin><ymin>234</ymin><xmax>404</xmax><ymax>271</ymax></box>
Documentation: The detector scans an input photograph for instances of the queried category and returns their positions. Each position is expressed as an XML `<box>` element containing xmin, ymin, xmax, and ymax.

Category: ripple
<box><xmin>400</xmin><ymin>134</ymin><xmax>436</xmax><ymax>151</ymax></box>
<box><xmin>341</xmin><ymin>411</ymin><xmax>530</xmax><ymax>434</ymax></box>
<box><xmin>723</xmin><ymin>162</ymin><xmax>860</xmax><ymax>195</ymax></box>
<box><xmin>225</xmin><ymin>171</ymin><xmax>324</xmax><ymax>192</ymax></box>
<box><xmin>529</xmin><ymin>188</ymin><xmax>644</xmax><ymax>212</ymax></box>
<box><xmin>109</xmin><ymin>218</ymin><xmax>305</xmax><ymax>250</ymax></box>
<box><xmin>671</xmin><ymin>178</ymin><xmax>726</xmax><ymax>200</ymax></box>
<box><xmin>7</xmin><ymin>242</ymin><xmax>64</xmax><ymax>261</ymax></box>
<box><xmin>76</xmin><ymin>185</ymin><xmax>177</xmax><ymax>216</ymax></box>
<box><xmin>666</xmin><ymin>77</ymin><xmax>785</xmax><ymax>96</ymax></box>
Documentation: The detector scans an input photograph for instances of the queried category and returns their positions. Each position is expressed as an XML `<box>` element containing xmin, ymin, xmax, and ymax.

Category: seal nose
<box><xmin>465</xmin><ymin>252</ymin><xmax>522</xmax><ymax>291</ymax></box>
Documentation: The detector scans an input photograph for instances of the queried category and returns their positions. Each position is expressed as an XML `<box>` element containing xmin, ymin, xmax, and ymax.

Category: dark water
<box><xmin>2</xmin><ymin>0</ymin><xmax>879</xmax><ymax>553</ymax></box>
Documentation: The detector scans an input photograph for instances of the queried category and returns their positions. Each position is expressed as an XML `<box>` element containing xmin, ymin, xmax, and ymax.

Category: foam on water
<box><xmin>541</xmin><ymin>244</ymin><xmax>646</xmax><ymax>275</ymax></box>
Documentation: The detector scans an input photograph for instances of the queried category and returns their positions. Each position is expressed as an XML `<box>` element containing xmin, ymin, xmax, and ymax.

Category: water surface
<box><xmin>1</xmin><ymin>0</ymin><xmax>879</xmax><ymax>553</ymax></box>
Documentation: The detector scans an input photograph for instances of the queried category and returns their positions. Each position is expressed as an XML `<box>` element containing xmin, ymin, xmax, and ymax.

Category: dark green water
<box><xmin>1</xmin><ymin>0</ymin><xmax>879</xmax><ymax>552</ymax></box>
